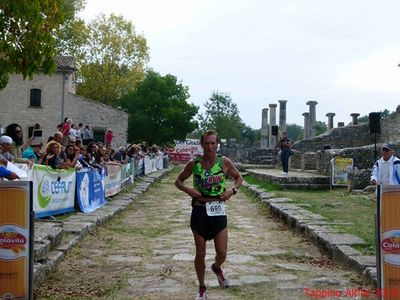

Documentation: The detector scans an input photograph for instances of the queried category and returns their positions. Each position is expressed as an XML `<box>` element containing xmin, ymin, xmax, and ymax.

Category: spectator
<box><xmin>76</xmin><ymin>123</ymin><xmax>83</xmax><ymax>144</ymax></box>
<box><xmin>114</xmin><ymin>146</ymin><xmax>129</xmax><ymax>164</ymax></box>
<box><xmin>22</xmin><ymin>139</ymin><xmax>43</xmax><ymax>164</ymax></box>
<box><xmin>0</xmin><ymin>166</ymin><xmax>19</xmax><ymax>180</ymax></box>
<box><xmin>370</xmin><ymin>143</ymin><xmax>400</xmax><ymax>185</ymax></box>
<box><xmin>61</xmin><ymin>118</ymin><xmax>72</xmax><ymax>146</ymax></box>
<box><xmin>105</xmin><ymin>129</ymin><xmax>113</xmax><ymax>146</ymax></box>
<box><xmin>69</xmin><ymin>123</ymin><xmax>79</xmax><ymax>142</ymax></box>
<box><xmin>62</xmin><ymin>144</ymin><xmax>79</xmax><ymax>168</ymax></box>
<box><xmin>5</xmin><ymin>123</ymin><xmax>32</xmax><ymax>165</ymax></box>
<box><xmin>53</xmin><ymin>132</ymin><xmax>63</xmax><ymax>145</ymax></box>
<box><xmin>0</xmin><ymin>135</ymin><xmax>16</xmax><ymax>163</ymax></box>
<box><xmin>42</xmin><ymin>141</ymin><xmax>64</xmax><ymax>169</ymax></box>
<box><xmin>82</xmin><ymin>125</ymin><xmax>92</xmax><ymax>145</ymax></box>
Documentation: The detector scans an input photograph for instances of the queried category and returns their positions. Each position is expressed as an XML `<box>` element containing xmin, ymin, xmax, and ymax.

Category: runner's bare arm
<box><xmin>220</xmin><ymin>157</ymin><xmax>243</xmax><ymax>201</ymax></box>
<box><xmin>175</xmin><ymin>160</ymin><xmax>202</xmax><ymax>199</ymax></box>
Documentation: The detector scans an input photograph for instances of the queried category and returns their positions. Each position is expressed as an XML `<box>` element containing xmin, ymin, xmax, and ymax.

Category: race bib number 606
<box><xmin>206</xmin><ymin>201</ymin><xmax>226</xmax><ymax>216</ymax></box>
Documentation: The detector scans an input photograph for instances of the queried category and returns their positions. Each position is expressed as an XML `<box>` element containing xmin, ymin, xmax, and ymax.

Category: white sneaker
<box><xmin>196</xmin><ymin>286</ymin><xmax>207</xmax><ymax>299</ymax></box>
<box><xmin>282</xmin><ymin>172</ymin><xmax>288</xmax><ymax>176</ymax></box>
<box><xmin>211</xmin><ymin>263</ymin><xmax>230</xmax><ymax>288</ymax></box>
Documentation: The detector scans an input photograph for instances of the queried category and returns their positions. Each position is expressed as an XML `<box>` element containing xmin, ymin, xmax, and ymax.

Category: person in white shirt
<box><xmin>370</xmin><ymin>143</ymin><xmax>400</xmax><ymax>185</ymax></box>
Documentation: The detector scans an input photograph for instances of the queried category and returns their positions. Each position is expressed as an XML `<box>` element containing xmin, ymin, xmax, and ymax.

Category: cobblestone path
<box><xmin>35</xmin><ymin>168</ymin><xmax>373</xmax><ymax>300</ymax></box>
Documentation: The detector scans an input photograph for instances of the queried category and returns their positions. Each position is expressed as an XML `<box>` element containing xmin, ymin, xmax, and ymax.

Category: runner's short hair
<box><xmin>200</xmin><ymin>130</ymin><xmax>219</xmax><ymax>144</ymax></box>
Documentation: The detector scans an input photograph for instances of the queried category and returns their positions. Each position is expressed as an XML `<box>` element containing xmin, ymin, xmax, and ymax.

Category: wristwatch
<box><xmin>232</xmin><ymin>187</ymin><xmax>238</xmax><ymax>195</ymax></box>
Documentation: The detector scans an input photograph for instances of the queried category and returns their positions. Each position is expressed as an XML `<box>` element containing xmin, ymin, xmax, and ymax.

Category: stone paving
<box><xmin>34</xmin><ymin>167</ymin><xmax>375</xmax><ymax>300</ymax></box>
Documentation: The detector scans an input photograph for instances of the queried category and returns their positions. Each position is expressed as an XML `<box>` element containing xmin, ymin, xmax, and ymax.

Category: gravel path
<box><xmin>34</xmin><ymin>168</ymin><xmax>373</xmax><ymax>300</ymax></box>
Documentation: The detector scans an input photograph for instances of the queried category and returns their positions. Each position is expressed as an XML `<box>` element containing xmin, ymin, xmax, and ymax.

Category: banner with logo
<box><xmin>168</xmin><ymin>139</ymin><xmax>203</xmax><ymax>162</ymax></box>
<box><xmin>331</xmin><ymin>157</ymin><xmax>353</xmax><ymax>186</ymax></box>
<box><xmin>104</xmin><ymin>163</ymin><xmax>122</xmax><ymax>197</ymax></box>
<box><xmin>377</xmin><ymin>185</ymin><xmax>400</xmax><ymax>297</ymax></box>
<box><xmin>30</xmin><ymin>165</ymin><xmax>76</xmax><ymax>218</ymax></box>
<box><xmin>120</xmin><ymin>162</ymin><xmax>133</xmax><ymax>185</ymax></box>
<box><xmin>0</xmin><ymin>181</ymin><xmax>33</xmax><ymax>300</ymax></box>
<box><xmin>76</xmin><ymin>168</ymin><xmax>106</xmax><ymax>213</ymax></box>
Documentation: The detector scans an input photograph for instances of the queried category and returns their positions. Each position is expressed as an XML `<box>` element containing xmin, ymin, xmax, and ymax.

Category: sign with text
<box><xmin>0</xmin><ymin>181</ymin><xmax>33</xmax><ymax>300</ymax></box>
<box><xmin>168</xmin><ymin>139</ymin><xmax>203</xmax><ymax>162</ymax></box>
<box><xmin>377</xmin><ymin>185</ymin><xmax>400</xmax><ymax>299</ymax></box>
<box><xmin>331</xmin><ymin>157</ymin><xmax>353</xmax><ymax>186</ymax></box>
<box><xmin>76</xmin><ymin>168</ymin><xmax>106</xmax><ymax>213</ymax></box>
<box><xmin>31</xmin><ymin>165</ymin><xmax>76</xmax><ymax>218</ymax></box>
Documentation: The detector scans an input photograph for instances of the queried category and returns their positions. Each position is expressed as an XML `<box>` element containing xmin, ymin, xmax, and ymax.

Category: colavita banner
<box><xmin>0</xmin><ymin>181</ymin><xmax>33</xmax><ymax>300</ymax></box>
<box><xmin>76</xmin><ymin>168</ymin><xmax>106</xmax><ymax>213</ymax></box>
<box><xmin>377</xmin><ymin>185</ymin><xmax>400</xmax><ymax>299</ymax></box>
<box><xmin>168</xmin><ymin>139</ymin><xmax>203</xmax><ymax>162</ymax></box>
<box><xmin>30</xmin><ymin>165</ymin><xmax>76</xmax><ymax>218</ymax></box>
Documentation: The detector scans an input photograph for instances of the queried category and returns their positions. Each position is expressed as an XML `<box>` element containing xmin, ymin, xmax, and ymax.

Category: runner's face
<box><xmin>382</xmin><ymin>148</ymin><xmax>393</xmax><ymax>161</ymax></box>
<box><xmin>201</xmin><ymin>134</ymin><xmax>218</xmax><ymax>153</ymax></box>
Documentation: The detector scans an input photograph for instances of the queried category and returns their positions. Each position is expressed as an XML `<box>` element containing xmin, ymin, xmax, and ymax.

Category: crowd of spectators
<box><xmin>0</xmin><ymin>118</ymin><xmax>166</xmax><ymax>179</ymax></box>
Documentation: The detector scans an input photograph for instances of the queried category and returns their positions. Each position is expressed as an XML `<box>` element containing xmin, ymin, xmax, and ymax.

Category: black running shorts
<box><xmin>190</xmin><ymin>205</ymin><xmax>227</xmax><ymax>241</ymax></box>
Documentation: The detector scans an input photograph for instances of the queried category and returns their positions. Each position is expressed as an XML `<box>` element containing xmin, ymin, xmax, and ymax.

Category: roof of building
<box><xmin>56</xmin><ymin>55</ymin><xmax>76</xmax><ymax>71</ymax></box>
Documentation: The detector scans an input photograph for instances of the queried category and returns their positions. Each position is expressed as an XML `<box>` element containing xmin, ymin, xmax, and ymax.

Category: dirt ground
<box><xmin>34</xmin><ymin>168</ymin><xmax>374</xmax><ymax>300</ymax></box>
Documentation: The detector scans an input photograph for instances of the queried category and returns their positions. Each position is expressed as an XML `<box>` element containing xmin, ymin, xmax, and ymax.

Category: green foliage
<box><xmin>286</xmin><ymin>123</ymin><xmax>303</xmax><ymax>142</ymax></box>
<box><xmin>358</xmin><ymin>109</ymin><xmax>392</xmax><ymax>123</ymax></box>
<box><xmin>0</xmin><ymin>0</ymin><xmax>65</xmax><ymax>89</ymax></box>
<box><xmin>73</xmin><ymin>13</ymin><xmax>149</xmax><ymax>106</ymax></box>
<box><xmin>314</xmin><ymin>120</ymin><xmax>327</xmax><ymax>136</ymax></box>
<box><xmin>198</xmin><ymin>91</ymin><xmax>244</xmax><ymax>140</ymax></box>
<box><xmin>118</xmin><ymin>70</ymin><xmax>198</xmax><ymax>145</ymax></box>
<box><xmin>241</xmin><ymin>126</ymin><xmax>260</xmax><ymax>148</ymax></box>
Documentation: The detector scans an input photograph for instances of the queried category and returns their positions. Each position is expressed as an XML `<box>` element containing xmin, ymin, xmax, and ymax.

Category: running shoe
<box><xmin>211</xmin><ymin>263</ymin><xmax>230</xmax><ymax>288</ymax></box>
<box><xmin>196</xmin><ymin>286</ymin><xmax>207</xmax><ymax>300</ymax></box>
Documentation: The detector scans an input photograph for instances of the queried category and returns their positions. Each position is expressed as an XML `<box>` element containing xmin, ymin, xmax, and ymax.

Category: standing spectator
<box><xmin>5</xmin><ymin>123</ymin><xmax>32</xmax><ymax>165</ymax></box>
<box><xmin>61</xmin><ymin>118</ymin><xmax>72</xmax><ymax>146</ymax></box>
<box><xmin>69</xmin><ymin>124</ymin><xmax>78</xmax><ymax>142</ymax></box>
<box><xmin>42</xmin><ymin>141</ymin><xmax>64</xmax><ymax>169</ymax></box>
<box><xmin>82</xmin><ymin>125</ymin><xmax>92</xmax><ymax>145</ymax></box>
<box><xmin>278</xmin><ymin>131</ymin><xmax>292</xmax><ymax>176</ymax></box>
<box><xmin>105</xmin><ymin>129</ymin><xmax>113</xmax><ymax>146</ymax></box>
<box><xmin>114</xmin><ymin>146</ymin><xmax>129</xmax><ymax>164</ymax></box>
<box><xmin>370</xmin><ymin>143</ymin><xmax>400</xmax><ymax>185</ymax></box>
<box><xmin>76</xmin><ymin>123</ymin><xmax>83</xmax><ymax>144</ymax></box>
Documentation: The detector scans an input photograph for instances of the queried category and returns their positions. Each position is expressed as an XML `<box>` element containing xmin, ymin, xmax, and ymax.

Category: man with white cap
<box><xmin>370</xmin><ymin>143</ymin><xmax>400</xmax><ymax>185</ymax></box>
<box><xmin>0</xmin><ymin>135</ymin><xmax>15</xmax><ymax>163</ymax></box>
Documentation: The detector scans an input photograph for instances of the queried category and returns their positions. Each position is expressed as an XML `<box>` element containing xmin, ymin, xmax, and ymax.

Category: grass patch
<box><xmin>245</xmin><ymin>175</ymin><xmax>376</xmax><ymax>255</ymax></box>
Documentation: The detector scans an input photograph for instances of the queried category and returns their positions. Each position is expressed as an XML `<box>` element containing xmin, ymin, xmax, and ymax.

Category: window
<box><xmin>30</xmin><ymin>88</ymin><xmax>41</xmax><ymax>107</ymax></box>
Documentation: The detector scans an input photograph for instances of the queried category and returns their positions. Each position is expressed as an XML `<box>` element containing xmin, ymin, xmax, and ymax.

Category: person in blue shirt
<box><xmin>0</xmin><ymin>166</ymin><xmax>19</xmax><ymax>180</ymax></box>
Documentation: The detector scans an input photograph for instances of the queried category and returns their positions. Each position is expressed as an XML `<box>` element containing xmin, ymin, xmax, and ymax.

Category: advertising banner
<box><xmin>331</xmin><ymin>157</ymin><xmax>353</xmax><ymax>186</ymax></box>
<box><xmin>76</xmin><ymin>168</ymin><xmax>106</xmax><ymax>213</ymax></box>
<box><xmin>104</xmin><ymin>163</ymin><xmax>122</xmax><ymax>197</ymax></box>
<box><xmin>0</xmin><ymin>181</ymin><xmax>33</xmax><ymax>300</ymax></box>
<box><xmin>31</xmin><ymin>165</ymin><xmax>76</xmax><ymax>218</ymax></box>
<box><xmin>377</xmin><ymin>185</ymin><xmax>400</xmax><ymax>299</ymax></box>
<box><xmin>168</xmin><ymin>139</ymin><xmax>203</xmax><ymax>162</ymax></box>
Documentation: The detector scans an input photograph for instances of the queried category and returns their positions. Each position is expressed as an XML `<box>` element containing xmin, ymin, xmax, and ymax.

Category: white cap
<box><xmin>0</xmin><ymin>135</ymin><xmax>12</xmax><ymax>144</ymax></box>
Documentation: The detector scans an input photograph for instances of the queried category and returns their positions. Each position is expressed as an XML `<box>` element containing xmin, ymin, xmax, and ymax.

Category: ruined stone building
<box><xmin>0</xmin><ymin>56</ymin><xmax>128</xmax><ymax>147</ymax></box>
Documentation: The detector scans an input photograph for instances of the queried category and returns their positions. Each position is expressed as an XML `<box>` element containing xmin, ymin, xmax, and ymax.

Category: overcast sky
<box><xmin>80</xmin><ymin>0</ymin><xmax>400</xmax><ymax>129</ymax></box>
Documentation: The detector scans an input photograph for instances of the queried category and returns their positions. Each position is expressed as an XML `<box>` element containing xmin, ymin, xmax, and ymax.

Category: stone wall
<box><xmin>292</xmin><ymin>123</ymin><xmax>373</xmax><ymax>152</ymax></box>
<box><xmin>65</xmin><ymin>94</ymin><xmax>128</xmax><ymax>147</ymax></box>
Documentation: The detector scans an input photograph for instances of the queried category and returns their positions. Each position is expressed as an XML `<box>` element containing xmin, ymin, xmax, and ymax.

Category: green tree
<box><xmin>241</xmin><ymin>126</ymin><xmax>260</xmax><ymax>148</ymax></box>
<box><xmin>75</xmin><ymin>13</ymin><xmax>149</xmax><ymax>106</ymax></box>
<box><xmin>198</xmin><ymin>91</ymin><xmax>244</xmax><ymax>140</ymax></box>
<box><xmin>0</xmin><ymin>0</ymin><xmax>65</xmax><ymax>89</ymax></box>
<box><xmin>286</xmin><ymin>123</ymin><xmax>303</xmax><ymax>142</ymax></box>
<box><xmin>358</xmin><ymin>109</ymin><xmax>392</xmax><ymax>123</ymax></box>
<box><xmin>314</xmin><ymin>121</ymin><xmax>327</xmax><ymax>136</ymax></box>
<box><xmin>118</xmin><ymin>70</ymin><xmax>198</xmax><ymax>145</ymax></box>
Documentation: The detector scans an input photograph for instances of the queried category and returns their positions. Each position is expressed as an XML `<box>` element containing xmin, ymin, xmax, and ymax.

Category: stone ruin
<box><xmin>220</xmin><ymin>102</ymin><xmax>400</xmax><ymax>190</ymax></box>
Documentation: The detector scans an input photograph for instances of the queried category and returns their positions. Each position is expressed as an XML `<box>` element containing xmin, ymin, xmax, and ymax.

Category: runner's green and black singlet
<box><xmin>192</xmin><ymin>155</ymin><xmax>226</xmax><ymax>196</ymax></box>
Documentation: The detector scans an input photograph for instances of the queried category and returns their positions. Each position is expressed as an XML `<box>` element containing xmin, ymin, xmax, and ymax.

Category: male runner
<box><xmin>175</xmin><ymin>130</ymin><xmax>243</xmax><ymax>300</ymax></box>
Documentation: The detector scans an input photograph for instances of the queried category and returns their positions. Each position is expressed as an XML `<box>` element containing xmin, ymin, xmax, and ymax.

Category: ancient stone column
<box><xmin>268</xmin><ymin>103</ymin><xmax>277</xmax><ymax>148</ymax></box>
<box><xmin>306</xmin><ymin>101</ymin><xmax>318</xmax><ymax>138</ymax></box>
<box><xmin>338</xmin><ymin>122</ymin><xmax>345</xmax><ymax>127</ymax></box>
<box><xmin>278</xmin><ymin>100</ymin><xmax>287</xmax><ymax>135</ymax></box>
<box><xmin>350</xmin><ymin>113</ymin><xmax>360</xmax><ymax>125</ymax></box>
<box><xmin>260</xmin><ymin>108</ymin><xmax>269</xmax><ymax>149</ymax></box>
<box><xmin>302</xmin><ymin>112</ymin><xmax>310</xmax><ymax>139</ymax></box>
<box><xmin>326</xmin><ymin>112</ymin><xmax>335</xmax><ymax>131</ymax></box>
